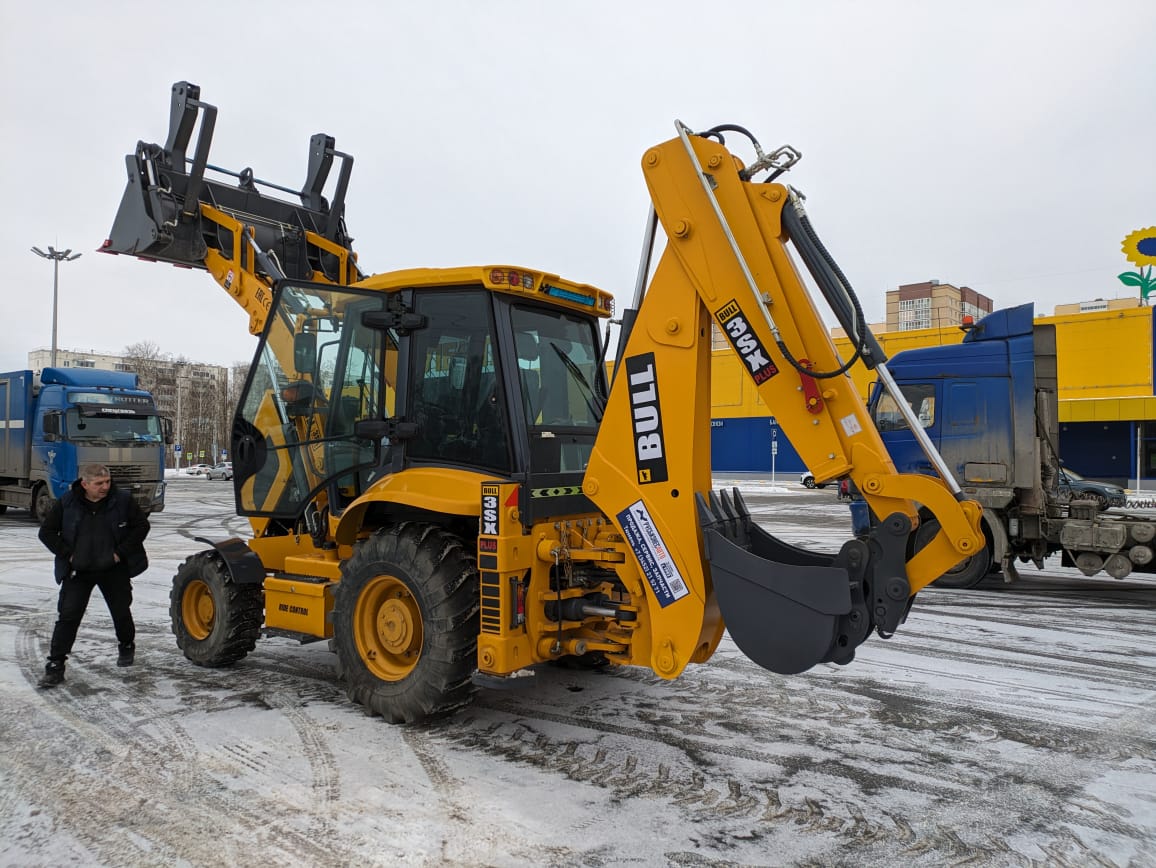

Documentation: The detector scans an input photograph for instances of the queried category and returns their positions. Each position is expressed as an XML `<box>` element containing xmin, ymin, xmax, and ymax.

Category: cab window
<box><xmin>873</xmin><ymin>383</ymin><xmax>935</xmax><ymax>431</ymax></box>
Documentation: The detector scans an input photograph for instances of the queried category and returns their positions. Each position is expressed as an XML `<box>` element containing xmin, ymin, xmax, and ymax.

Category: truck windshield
<box><xmin>66</xmin><ymin>407</ymin><xmax>164</xmax><ymax>442</ymax></box>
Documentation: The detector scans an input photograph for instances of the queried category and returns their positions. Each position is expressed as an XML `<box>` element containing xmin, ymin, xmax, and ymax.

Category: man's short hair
<box><xmin>79</xmin><ymin>463</ymin><xmax>111</xmax><ymax>482</ymax></box>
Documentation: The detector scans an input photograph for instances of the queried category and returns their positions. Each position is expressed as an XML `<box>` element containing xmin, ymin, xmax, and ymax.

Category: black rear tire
<box><xmin>332</xmin><ymin>523</ymin><xmax>479</xmax><ymax>724</ymax></box>
<box><xmin>170</xmin><ymin>552</ymin><xmax>263</xmax><ymax>666</ymax></box>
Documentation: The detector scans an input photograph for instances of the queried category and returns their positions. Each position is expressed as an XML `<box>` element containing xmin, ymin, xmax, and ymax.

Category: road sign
<box><xmin>173</xmin><ymin>444</ymin><xmax>182</xmax><ymax>453</ymax></box>
<box><xmin>772</xmin><ymin>442</ymin><xmax>778</xmax><ymax>455</ymax></box>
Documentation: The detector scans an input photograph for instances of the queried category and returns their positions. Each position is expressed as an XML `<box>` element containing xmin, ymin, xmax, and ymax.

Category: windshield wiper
<box><xmin>549</xmin><ymin>342</ymin><xmax>604</xmax><ymax>420</ymax></box>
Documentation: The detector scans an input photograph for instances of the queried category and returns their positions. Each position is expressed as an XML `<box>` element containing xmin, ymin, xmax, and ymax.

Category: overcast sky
<box><xmin>2</xmin><ymin>1</ymin><xmax>1154</xmax><ymax>374</ymax></box>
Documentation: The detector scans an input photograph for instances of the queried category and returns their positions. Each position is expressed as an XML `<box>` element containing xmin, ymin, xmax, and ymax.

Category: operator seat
<box><xmin>517</xmin><ymin>332</ymin><xmax>546</xmax><ymax>424</ymax></box>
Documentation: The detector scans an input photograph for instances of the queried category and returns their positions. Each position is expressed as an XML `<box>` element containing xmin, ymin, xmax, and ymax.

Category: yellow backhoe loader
<box><xmin>102</xmin><ymin>82</ymin><xmax>983</xmax><ymax>723</ymax></box>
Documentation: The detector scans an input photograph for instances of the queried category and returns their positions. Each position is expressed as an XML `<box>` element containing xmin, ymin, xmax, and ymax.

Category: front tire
<box><xmin>170</xmin><ymin>552</ymin><xmax>263</xmax><ymax>666</ymax></box>
<box><xmin>803</xmin><ymin>476</ymin><xmax>816</xmax><ymax>489</ymax></box>
<box><xmin>332</xmin><ymin>523</ymin><xmax>479</xmax><ymax>724</ymax></box>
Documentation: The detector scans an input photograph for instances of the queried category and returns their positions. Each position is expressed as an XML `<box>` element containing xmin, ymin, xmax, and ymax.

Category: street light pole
<box><xmin>31</xmin><ymin>245</ymin><xmax>82</xmax><ymax>368</ymax></box>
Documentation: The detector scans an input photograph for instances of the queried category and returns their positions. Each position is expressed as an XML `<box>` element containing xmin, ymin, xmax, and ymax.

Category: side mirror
<box><xmin>293</xmin><ymin>332</ymin><xmax>317</xmax><ymax>375</ymax></box>
<box><xmin>162</xmin><ymin>416</ymin><xmax>174</xmax><ymax>445</ymax></box>
<box><xmin>42</xmin><ymin>412</ymin><xmax>61</xmax><ymax>440</ymax></box>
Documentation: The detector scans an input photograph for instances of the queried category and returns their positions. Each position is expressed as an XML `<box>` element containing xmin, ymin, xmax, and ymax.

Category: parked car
<box><xmin>206</xmin><ymin>461</ymin><xmax>233</xmax><ymax>481</ymax></box>
<box><xmin>800</xmin><ymin>471</ymin><xmax>831</xmax><ymax>490</ymax></box>
<box><xmin>184</xmin><ymin>464</ymin><xmax>212</xmax><ymax>476</ymax></box>
<box><xmin>1057</xmin><ymin>467</ymin><xmax>1126</xmax><ymax>510</ymax></box>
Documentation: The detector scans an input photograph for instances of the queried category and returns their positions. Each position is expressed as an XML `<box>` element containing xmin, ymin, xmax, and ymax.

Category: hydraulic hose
<box><xmin>779</xmin><ymin>200</ymin><xmax>887</xmax><ymax>375</ymax></box>
<box><xmin>693</xmin><ymin>123</ymin><xmax>883</xmax><ymax>378</ymax></box>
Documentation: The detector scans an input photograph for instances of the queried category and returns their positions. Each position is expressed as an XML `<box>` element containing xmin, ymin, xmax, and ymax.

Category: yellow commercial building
<box><xmin>709</xmin><ymin>303</ymin><xmax>1154</xmax><ymax>485</ymax></box>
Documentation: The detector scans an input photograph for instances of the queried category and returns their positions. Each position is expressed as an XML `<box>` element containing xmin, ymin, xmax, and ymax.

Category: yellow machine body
<box><xmin>104</xmin><ymin>81</ymin><xmax>984</xmax><ymax>724</ymax></box>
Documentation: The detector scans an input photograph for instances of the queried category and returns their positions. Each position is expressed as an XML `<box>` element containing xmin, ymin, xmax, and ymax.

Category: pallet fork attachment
<box><xmin>103</xmin><ymin>81</ymin><xmax>358</xmax><ymax>287</ymax></box>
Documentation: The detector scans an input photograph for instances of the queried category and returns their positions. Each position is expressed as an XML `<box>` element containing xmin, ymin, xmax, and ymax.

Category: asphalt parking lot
<box><xmin>1</xmin><ymin>476</ymin><xmax>1154</xmax><ymax>866</ymax></box>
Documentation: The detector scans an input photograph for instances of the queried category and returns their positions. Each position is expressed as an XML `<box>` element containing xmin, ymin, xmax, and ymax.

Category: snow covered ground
<box><xmin>1</xmin><ymin>475</ymin><xmax>1154</xmax><ymax>866</ymax></box>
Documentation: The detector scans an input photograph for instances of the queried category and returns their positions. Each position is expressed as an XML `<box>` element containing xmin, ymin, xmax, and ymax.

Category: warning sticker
<box><xmin>840</xmin><ymin>413</ymin><xmax>863</xmax><ymax>437</ymax></box>
<box><xmin>616</xmin><ymin>500</ymin><xmax>689</xmax><ymax>608</ymax></box>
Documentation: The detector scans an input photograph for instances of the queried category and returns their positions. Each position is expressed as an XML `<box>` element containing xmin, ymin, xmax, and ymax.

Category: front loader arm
<box><xmin>101</xmin><ymin>81</ymin><xmax>365</xmax><ymax>531</ymax></box>
<box><xmin>584</xmin><ymin>124</ymin><xmax>983</xmax><ymax>678</ymax></box>
<box><xmin>101</xmin><ymin>81</ymin><xmax>362</xmax><ymax>333</ymax></box>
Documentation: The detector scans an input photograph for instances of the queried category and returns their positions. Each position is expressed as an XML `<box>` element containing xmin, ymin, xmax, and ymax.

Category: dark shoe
<box><xmin>39</xmin><ymin>659</ymin><xmax>65</xmax><ymax>688</ymax></box>
<box><xmin>117</xmin><ymin>644</ymin><xmax>135</xmax><ymax>667</ymax></box>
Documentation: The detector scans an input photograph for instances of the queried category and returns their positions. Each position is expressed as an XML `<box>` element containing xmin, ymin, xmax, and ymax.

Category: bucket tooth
<box><xmin>718</xmin><ymin>488</ymin><xmax>747</xmax><ymax>545</ymax></box>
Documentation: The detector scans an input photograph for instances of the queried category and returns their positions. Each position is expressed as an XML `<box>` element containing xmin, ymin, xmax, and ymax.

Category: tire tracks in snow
<box><xmin>7</xmin><ymin>614</ymin><xmax>353</xmax><ymax>866</ymax></box>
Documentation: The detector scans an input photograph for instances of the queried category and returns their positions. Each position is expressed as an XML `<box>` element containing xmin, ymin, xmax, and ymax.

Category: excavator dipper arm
<box><xmin>584</xmin><ymin>123</ymin><xmax>984</xmax><ymax>677</ymax></box>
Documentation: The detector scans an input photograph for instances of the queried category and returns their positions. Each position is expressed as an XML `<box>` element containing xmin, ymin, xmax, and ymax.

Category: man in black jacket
<box><xmin>37</xmin><ymin>463</ymin><xmax>150</xmax><ymax>687</ymax></box>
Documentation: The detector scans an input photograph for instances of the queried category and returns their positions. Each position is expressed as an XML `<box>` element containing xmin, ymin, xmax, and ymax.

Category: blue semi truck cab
<box><xmin>0</xmin><ymin>367</ymin><xmax>171</xmax><ymax>523</ymax></box>
<box><xmin>854</xmin><ymin>303</ymin><xmax>1156</xmax><ymax>586</ymax></box>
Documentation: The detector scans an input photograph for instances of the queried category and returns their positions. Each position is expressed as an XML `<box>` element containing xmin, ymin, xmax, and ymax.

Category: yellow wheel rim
<box><xmin>354</xmin><ymin>575</ymin><xmax>423</xmax><ymax>681</ymax></box>
<box><xmin>182</xmin><ymin>579</ymin><xmax>216</xmax><ymax>640</ymax></box>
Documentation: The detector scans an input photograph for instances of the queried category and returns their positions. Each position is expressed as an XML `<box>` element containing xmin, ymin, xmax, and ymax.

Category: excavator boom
<box><xmin>585</xmin><ymin>122</ymin><xmax>984</xmax><ymax>674</ymax></box>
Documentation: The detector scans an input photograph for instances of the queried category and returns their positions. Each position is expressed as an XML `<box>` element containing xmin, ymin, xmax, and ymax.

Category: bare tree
<box><xmin>122</xmin><ymin>340</ymin><xmax>167</xmax><ymax>396</ymax></box>
<box><xmin>122</xmin><ymin>343</ymin><xmax>234</xmax><ymax>469</ymax></box>
<box><xmin>228</xmin><ymin>360</ymin><xmax>251</xmax><ymax>414</ymax></box>
<box><xmin>225</xmin><ymin>360</ymin><xmax>251</xmax><ymax>459</ymax></box>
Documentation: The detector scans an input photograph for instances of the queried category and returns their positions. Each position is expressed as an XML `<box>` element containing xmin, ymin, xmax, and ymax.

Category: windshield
<box><xmin>235</xmin><ymin>283</ymin><xmax>393</xmax><ymax>518</ymax></box>
<box><xmin>511</xmin><ymin>306</ymin><xmax>605</xmax><ymax>428</ymax></box>
<box><xmin>510</xmin><ymin>305</ymin><xmax>605</xmax><ymax>474</ymax></box>
<box><xmin>65</xmin><ymin>407</ymin><xmax>163</xmax><ymax>443</ymax></box>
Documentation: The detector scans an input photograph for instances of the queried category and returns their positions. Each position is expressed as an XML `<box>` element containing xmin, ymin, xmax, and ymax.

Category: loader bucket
<box><xmin>103</xmin><ymin>149</ymin><xmax>207</xmax><ymax>265</ymax></box>
<box><xmin>101</xmin><ymin>81</ymin><xmax>358</xmax><ymax>282</ymax></box>
<box><xmin>697</xmin><ymin>489</ymin><xmax>871</xmax><ymax>674</ymax></box>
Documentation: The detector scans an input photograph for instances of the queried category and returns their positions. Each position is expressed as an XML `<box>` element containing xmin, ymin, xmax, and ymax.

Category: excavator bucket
<box><xmin>697</xmin><ymin>489</ymin><xmax>879</xmax><ymax>674</ymax></box>
<box><xmin>102</xmin><ymin>81</ymin><xmax>356</xmax><ymax>283</ymax></box>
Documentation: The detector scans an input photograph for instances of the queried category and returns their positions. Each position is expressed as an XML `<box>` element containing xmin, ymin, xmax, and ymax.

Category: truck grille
<box><xmin>106</xmin><ymin>464</ymin><xmax>162</xmax><ymax>512</ymax></box>
<box><xmin>108</xmin><ymin>464</ymin><xmax>147</xmax><ymax>482</ymax></box>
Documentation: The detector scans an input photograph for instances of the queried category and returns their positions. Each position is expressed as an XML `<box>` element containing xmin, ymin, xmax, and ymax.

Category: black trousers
<box><xmin>48</xmin><ymin>569</ymin><xmax>135</xmax><ymax>661</ymax></box>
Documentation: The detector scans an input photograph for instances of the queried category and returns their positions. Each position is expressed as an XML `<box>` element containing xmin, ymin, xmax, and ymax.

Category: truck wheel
<box><xmin>32</xmin><ymin>485</ymin><xmax>55</xmax><ymax>525</ymax></box>
<box><xmin>170</xmin><ymin>552</ymin><xmax>263</xmax><ymax>666</ymax></box>
<box><xmin>332</xmin><ymin>523</ymin><xmax>479</xmax><ymax>724</ymax></box>
<box><xmin>915</xmin><ymin>516</ymin><xmax>993</xmax><ymax>589</ymax></box>
<box><xmin>931</xmin><ymin>549</ymin><xmax>993</xmax><ymax>589</ymax></box>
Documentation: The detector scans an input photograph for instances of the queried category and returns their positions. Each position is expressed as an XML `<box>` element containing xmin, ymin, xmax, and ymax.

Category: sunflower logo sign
<box><xmin>1120</xmin><ymin>227</ymin><xmax>1156</xmax><ymax>303</ymax></box>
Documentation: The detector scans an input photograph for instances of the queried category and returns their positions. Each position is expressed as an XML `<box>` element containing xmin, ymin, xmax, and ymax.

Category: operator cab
<box><xmin>230</xmin><ymin>278</ymin><xmax>608</xmax><ymax>526</ymax></box>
